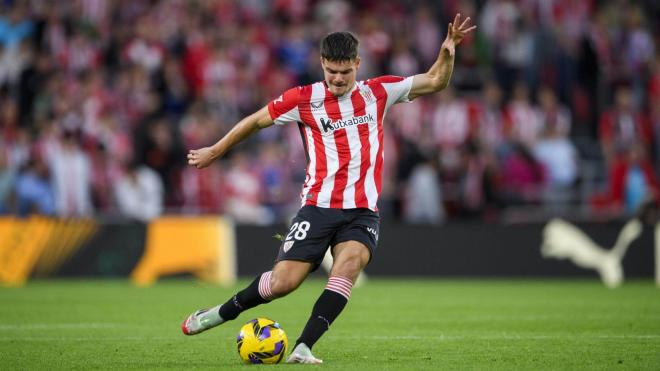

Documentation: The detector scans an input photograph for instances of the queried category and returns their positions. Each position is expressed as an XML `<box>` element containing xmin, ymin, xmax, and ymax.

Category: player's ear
<box><xmin>354</xmin><ymin>57</ymin><xmax>361</xmax><ymax>70</ymax></box>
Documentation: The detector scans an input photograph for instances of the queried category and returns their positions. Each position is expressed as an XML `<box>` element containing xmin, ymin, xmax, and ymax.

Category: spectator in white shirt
<box><xmin>114</xmin><ymin>160</ymin><xmax>164</xmax><ymax>222</ymax></box>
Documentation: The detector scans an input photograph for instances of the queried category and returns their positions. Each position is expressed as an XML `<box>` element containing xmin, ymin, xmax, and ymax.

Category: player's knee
<box><xmin>269</xmin><ymin>274</ymin><xmax>301</xmax><ymax>297</ymax></box>
<box><xmin>332</xmin><ymin>252</ymin><xmax>366</xmax><ymax>279</ymax></box>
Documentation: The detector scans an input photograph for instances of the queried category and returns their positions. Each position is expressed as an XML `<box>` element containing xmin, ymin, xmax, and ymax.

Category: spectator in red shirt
<box><xmin>598</xmin><ymin>84</ymin><xmax>652</xmax><ymax>165</ymax></box>
<box><xmin>591</xmin><ymin>144</ymin><xmax>660</xmax><ymax>215</ymax></box>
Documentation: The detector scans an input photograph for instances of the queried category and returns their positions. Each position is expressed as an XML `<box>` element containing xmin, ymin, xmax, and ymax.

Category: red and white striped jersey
<box><xmin>268</xmin><ymin>75</ymin><xmax>413</xmax><ymax>211</ymax></box>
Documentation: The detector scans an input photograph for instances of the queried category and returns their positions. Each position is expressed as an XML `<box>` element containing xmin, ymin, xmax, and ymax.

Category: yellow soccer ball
<box><xmin>236</xmin><ymin>318</ymin><xmax>288</xmax><ymax>364</ymax></box>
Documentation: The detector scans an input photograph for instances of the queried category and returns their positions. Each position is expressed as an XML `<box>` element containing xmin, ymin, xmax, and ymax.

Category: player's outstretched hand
<box><xmin>187</xmin><ymin>147</ymin><xmax>215</xmax><ymax>169</ymax></box>
<box><xmin>442</xmin><ymin>13</ymin><xmax>477</xmax><ymax>57</ymax></box>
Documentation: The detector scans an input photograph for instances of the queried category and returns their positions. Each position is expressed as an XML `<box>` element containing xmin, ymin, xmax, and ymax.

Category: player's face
<box><xmin>321</xmin><ymin>58</ymin><xmax>360</xmax><ymax>97</ymax></box>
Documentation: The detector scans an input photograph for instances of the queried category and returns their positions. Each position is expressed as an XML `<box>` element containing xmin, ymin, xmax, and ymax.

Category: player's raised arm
<box><xmin>187</xmin><ymin>105</ymin><xmax>274</xmax><ymax>169</ymax></box>
<box><xmin>408</xmin><ymin>13</ymin><xmax>476</xmax><ymax>100</ymax></box>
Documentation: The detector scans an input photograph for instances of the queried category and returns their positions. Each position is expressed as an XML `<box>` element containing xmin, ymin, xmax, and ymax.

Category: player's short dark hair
<box><xmin>320</xmin><ymin>32</ymin><xmax>359</xmax><ymax>62</ymax></box>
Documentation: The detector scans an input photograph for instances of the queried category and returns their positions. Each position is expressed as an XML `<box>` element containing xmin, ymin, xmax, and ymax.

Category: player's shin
<box><xmin>295</xmin><ymin>275</ymin><xmax>352</xmax><ymax>349</ymax></box>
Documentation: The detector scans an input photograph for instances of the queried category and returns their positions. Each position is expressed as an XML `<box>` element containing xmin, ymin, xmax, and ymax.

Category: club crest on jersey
<box><xmin>319</xmin><ymin>114</ymin><xmax>375</xmax><ymax>133</ymax></box>
<box><xmin>283</xmin><ymin>240</ymin><xmax>294</xmax><ymax>253</ymax></box>
<box><xmin>360</xmin><ymin>88</ymin><xmax>376</xmax><ymax>103</ymax></box>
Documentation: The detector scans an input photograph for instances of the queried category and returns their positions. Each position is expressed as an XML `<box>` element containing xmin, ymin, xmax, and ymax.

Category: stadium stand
<box><xmin>0</xmin><ymin>0</ymin><xmax>659</xmax><ymax>224</ymax></box>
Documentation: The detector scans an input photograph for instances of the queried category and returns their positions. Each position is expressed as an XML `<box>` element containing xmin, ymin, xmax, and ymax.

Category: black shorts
<box><xmin>276</xmin><ymin>206</ymin><xmax>380</xmax><ymax>269</ymax></box>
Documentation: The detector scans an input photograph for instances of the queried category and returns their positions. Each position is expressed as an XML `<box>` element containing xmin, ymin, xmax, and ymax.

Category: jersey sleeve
<box><xmin>268</xmin><ymin>86</ymin><xmax>302</xmax><ymax>126</ymax></box>
<box><xmin>372</xmin><ymin>75</ymin><xmax>414</xmax><ymax>108</ymax></box>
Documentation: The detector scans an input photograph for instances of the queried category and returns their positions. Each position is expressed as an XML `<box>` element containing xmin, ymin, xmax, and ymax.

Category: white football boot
<box><xmin>181</xmin><ymin>305</ymin><xmax>224</xmax><ymax>335</ymax></box>
<box><xmin>286</xmin><ymin>343</ymin><xmax>323</xmax><ymax>364</ymax></box>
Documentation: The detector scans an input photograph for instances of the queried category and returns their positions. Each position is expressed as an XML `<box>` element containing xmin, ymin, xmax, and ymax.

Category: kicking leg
<box><xmin>182</xmin><ymin>260</ymin><xmax>312</xmax><ymax>335</ymax></box>
<box><xmin>287</xmin><ymin>240</ymin><xmax>370</xmax><ymax>363</ymax></box>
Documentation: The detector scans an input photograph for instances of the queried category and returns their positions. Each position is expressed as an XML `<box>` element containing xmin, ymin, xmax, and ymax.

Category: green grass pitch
<box><xmin>1</xmin><ymin>278</ymin><xmax>659</xmax><ymax>370</ymax></box>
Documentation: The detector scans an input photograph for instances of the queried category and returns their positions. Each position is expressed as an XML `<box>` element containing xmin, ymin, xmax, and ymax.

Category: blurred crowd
<box><xmin>0</xmin><ymin>0</ymin><xmax>659</xmax><ymax>224</ymax></box>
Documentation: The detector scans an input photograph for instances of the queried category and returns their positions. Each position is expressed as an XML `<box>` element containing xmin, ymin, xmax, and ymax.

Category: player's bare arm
<box><xmin>187</xmin><ymin>105</ymin><xmax>274</xmax><ymax>169</ymax></box>
<box><xmin>408</xmin><ymin>13</ymin><xmax>476</xmax><ymax>100</ymax></box>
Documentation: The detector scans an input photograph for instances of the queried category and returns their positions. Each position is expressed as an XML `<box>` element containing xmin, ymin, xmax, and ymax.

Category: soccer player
<box><xmin>182</xmin><ymin>14</ymin><xmax>475</xmax><ymax>364</ymax></box>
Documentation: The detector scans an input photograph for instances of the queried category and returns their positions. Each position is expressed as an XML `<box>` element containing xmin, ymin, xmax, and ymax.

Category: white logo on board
<box><xmin>541</xmin><ymin>218</ymin><xmax>642</xmax><ymax>288</ymax></box>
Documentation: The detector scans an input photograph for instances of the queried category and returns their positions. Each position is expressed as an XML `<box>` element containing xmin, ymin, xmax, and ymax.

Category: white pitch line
<box><xmin>340</xmin><ymin>334</ymin><xmax>660</xmax><ymax>341</ymax></box>
<box><xmin>0</xmin><ymin>323</ymin><xmax>124</xmax><ymax>330</ymax></box>
<box><xmin>362</xmin><ymin>314</ymin><xmax>660</xmax><ymax>322</ymax></box>
<box><xmin>1</xmin><ymin>334</ymin><xmax>659</xmax><ymax>342</ymax></box>
<box><xmin>0</xmin><ymin>337</ymin><xmax>172</xmax><ymax>342</ymax></box>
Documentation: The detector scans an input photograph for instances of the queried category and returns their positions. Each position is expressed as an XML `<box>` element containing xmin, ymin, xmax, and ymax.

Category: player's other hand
<box><xmin>187</xmin><ymin>147</ymin><xmax>215</xmax><ymax>169</ymax></box>
<box><xmin>442</xmin><ymin>13</ymin><xmax>477</xmax><ymax>57</ymax></box>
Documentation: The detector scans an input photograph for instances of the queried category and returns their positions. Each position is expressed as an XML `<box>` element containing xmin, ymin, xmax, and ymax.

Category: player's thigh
<box><xmin>330</xmin><ymin>240</ymin><xmax>371</xmax><ymax>281</ymax></box>
<box><xmin>331</xmin><ymin>208</ymin><xmax>380</xmax><ymax>265</ymax></box>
